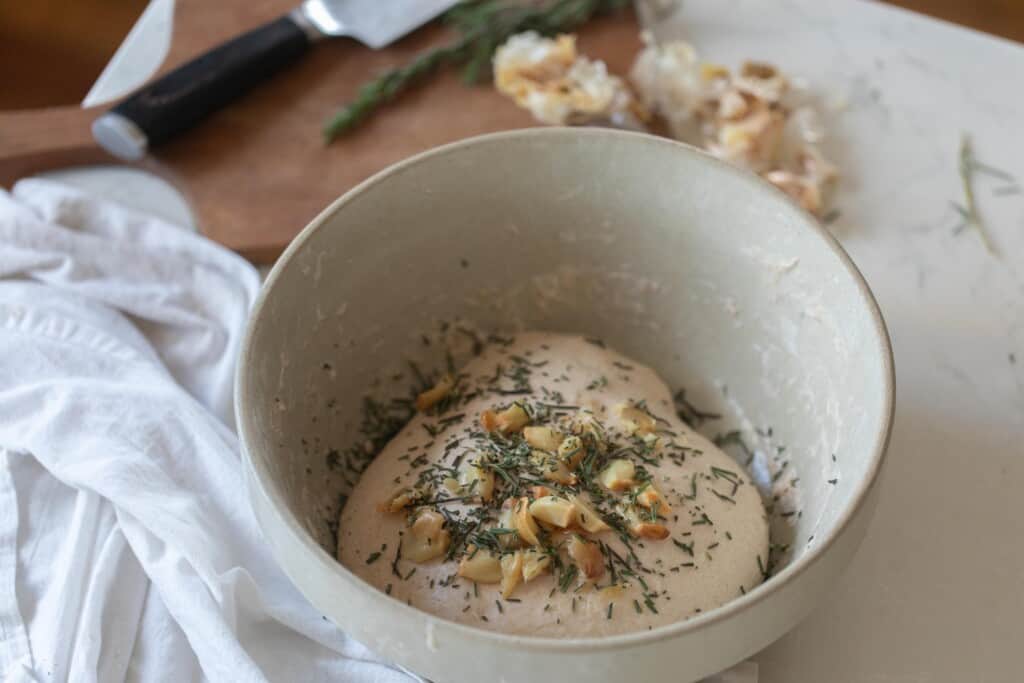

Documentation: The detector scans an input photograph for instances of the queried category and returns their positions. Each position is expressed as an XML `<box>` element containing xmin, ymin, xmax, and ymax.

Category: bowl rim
<box><xmin>236</xmin><ymin>126</ymin><xmax>895</xmax><ymax>652</ymax></box>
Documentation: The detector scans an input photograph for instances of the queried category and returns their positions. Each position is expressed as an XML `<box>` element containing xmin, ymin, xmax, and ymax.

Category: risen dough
<box><xmin>339</xmin><ymin>333</ymin><xmax>768</xmax><ymax>637</ymax></box>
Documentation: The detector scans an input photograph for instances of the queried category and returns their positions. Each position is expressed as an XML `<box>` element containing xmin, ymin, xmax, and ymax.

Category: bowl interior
<box><xmin>240</xmin><ymin>128</ymin><xmax>890</xmax><ymax>614</ymax></box>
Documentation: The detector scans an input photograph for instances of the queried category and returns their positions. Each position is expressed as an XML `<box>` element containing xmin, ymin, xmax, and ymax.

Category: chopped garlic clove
<box><xmin>635</xmin><ymin>482</ymin><xmax>671</xmax><ymax>516</ymax></box>
<box><xmin>523</xmin><ymin>426</ymin><xmax>563</xmax><ymax>452</ymax></box>
<box><xmin>565</xmin><ymin>411</ymin><xmax>608</xmax><ymax>452</ymax></box>
<box><xmin>496</xmin><ymin>507</ymin><xmax>518</xmax><ymax>549</ymax></box>
<box><xmin>457</xmin><ymin>545</ymin><xmax>502</xmax><ymax>583</ymax></box>
<box><xmin>567</xmin><ymin>535</ymin><xmax>605</xmax><ymax>580</ymax></box>
<box><xmin>530</xmin><ymin>450</ymin><xmax>577</xmax><ymax>486</ymax></box>
<box><xmin>569</xmin><ymin>494</ymin><xmax>611</xmax><ymax>534</ymax></box>
<box><xmin>500</xmin><ymin>551</ymin><xmax>524</xmax><ymax>598</ymax></box>
<box><xmin>616</xmin><ymin>404</ymin><xmax>658</xmax><ymax>436</ymax></box>
<box><xmin>500</xmin><ymin>403</ymin><xmax>531</xmax><ymax>433</ymax></box>
<box><xmin>598</xmin><ymin>458</ymin><xmax>635</xmax><ymax>492</ymax></box>
<box><xmin>632</xmin><ymin>522</ymin><xmax>670</xmax><ymax>540</ymax></box>
<box><xmin>480</xmin><ymin>409</ymin><xmax>499</xmax><ymax>432</ymax></box>
<box><xmin>529</xmin><ymin>496</ymin><xmax>577</xmax><ymax>528</ymax></box>
<box><xmin>458</xmin><ymin>460</ymin><xmax>495</xmax><ymax>502</ymax></box>
<box><xmin>620</xmin><ymin>504</ymin><xmax>671</xmax><ymax>540</ymax></box>
<box><xmin>379</xmin><ymin>486</ymin><xmax>423</xmax><ymax>513</ymax></box>
<box><xmin>415</xmin><ymin>374</ymin><xmax>456</xmax><ymax>412</ymax></box>
<box><xmin>522</xmin><ymin>548</ymin><xmax>552</xmax><ymax>582</ymax></box>
<box><xmin>528</xmin><ymin>485</ymin><xmax>553</xmax><ymax>499</ymax></box>
<box><xmin>510</xmin><ymin>497</ymin><xmax>541</xmax><ymax>546</ymax></box>
<box><xmin>557</xmin><ymin>435</ymin><xmax>584</xmax><ymax>468</ymax></box>
<box><xmin>403</xmin><ymin>510</ymin><xmax>451</xmax><ymax>562</ymax></box>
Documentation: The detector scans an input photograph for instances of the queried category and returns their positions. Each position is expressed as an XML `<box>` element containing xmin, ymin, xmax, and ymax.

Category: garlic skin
<box><xmin>494</xmin><ymin>32</ymin><xmax>642</xmax><ymax>127</ymax></box>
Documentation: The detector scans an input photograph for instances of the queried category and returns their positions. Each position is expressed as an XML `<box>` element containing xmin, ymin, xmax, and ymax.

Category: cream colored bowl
<box><xmin>236</xmin><ymin>128</ymin><xmax>894</xmax><ymax>683</ymax></box>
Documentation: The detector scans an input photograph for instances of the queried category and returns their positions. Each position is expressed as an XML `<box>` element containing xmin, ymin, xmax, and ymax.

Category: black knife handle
<box><xmin>93</xmin><ymin>14</ymin><xmax>312</xmax><ymax>159</ymax></box>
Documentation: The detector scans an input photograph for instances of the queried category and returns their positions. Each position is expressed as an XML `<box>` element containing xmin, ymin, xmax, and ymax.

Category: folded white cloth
<box><xmin>0</xmin><ymin>179</ymin><xmax>410</xmax><ymax>682</ymax></box>
<box><xmin>0</xmin><ymin>178</ymin><xmax>756</xmax><ymax>683</ymax></box>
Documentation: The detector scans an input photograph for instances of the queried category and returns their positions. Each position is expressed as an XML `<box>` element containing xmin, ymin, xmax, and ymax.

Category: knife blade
<box><xmin>93</xmin><ymin>0</ymin><xmax>459</xmax><ymax>161</ymax></box>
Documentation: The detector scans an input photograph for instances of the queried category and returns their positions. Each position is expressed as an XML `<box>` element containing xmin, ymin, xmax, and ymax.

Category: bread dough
<box><xmin>338</xmin><ymin>333</ymin><xmax>769</xmax><ymax>637</ymax></box>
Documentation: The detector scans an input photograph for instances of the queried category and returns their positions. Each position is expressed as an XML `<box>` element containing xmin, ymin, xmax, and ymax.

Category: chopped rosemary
<box><xmin>711</xmin><ymin>490</ymin><xmax>736</xmax><ymax>504</ymax></box>
<box><xmin>559</xmin><ymin>565</ymin><xmax>579</xmax><ymax>593</ymax></box>
<box><xmin>672</xmin><ymin>539</ymin><xmax>694</xmax><ymax>557</ymax></box>
<box><xmin>672</xmin><ymin>389</ymin><xmax>721</xmax><ymax>428</ymax></box>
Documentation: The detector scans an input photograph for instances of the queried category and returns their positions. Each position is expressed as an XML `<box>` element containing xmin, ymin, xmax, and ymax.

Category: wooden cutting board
<box><xmin>0</xmin><ymin>0</ymin><xmax>642</xmax><ymax>263</ymax></box>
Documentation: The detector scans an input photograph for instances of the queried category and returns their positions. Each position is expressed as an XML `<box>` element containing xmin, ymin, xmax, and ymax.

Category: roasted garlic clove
<box><xmin>568</xmin><ymin>411</ymin><xmax>608</xmax><ymax>451</ymax></box>
<box><xmin>598</xmin><ymin>458</ymin><xmax>635</xmax><ymax>492</ymax></box>
<box><xmin>530</xmin><ymin>450</ymin><xmax>577</xmax><ymax>486</ymax></box>
<box><xmin>415</xmin><ymin>374</ymin><xmax>456</xmax><ymax>412</ymax></box>
<box><xmin>403</xmin><ymin>510</ymin><xmax>451</xmax><ymax>562</ymax></box>
<box><xmin>508</xmin><ymin>497</ymin><xmax>540</xmax><ymax>546</ymax></box>
<box><xmin>500</xmin><ymin>551</ymin><xmax>524</xmax><ymax>598</ymax></box>
<box><xmin>569</xmin><ymin>494</ymin><xmax>611</xmax><ymax>534</ymax></box>
<box><xmin>458</xmin><ymin>460</ymin><xmax>495</xmax><ymax>502</ymax></box>
<box><xmin>616</xmin><ymin>403</ymin><xmax>658</xmax><ymax>436</ymax></box>
<box><xmin>529</xmin><ymin>496</ymin><xmax>576</xmax><ymax>528</ymax></box>
<box><xmin>634</xmin><ymin>482</ymin><xmax>672</xmax><ymax>516</ymax></box>
<box><xmin>528</xmin><ymin>485</ymin><xmax>553</xmax><ymax>499</ymax></box>
<box><xmin>523</xmin><ymin>425</ymin><xmax>563</xmax><ymax>452</ymax></box>
<box><xmin>522</xmin><ymin>548</ymin><xmax>552</xmax><ymax>582</ymax></box>
<box><xmin>567</xmin><ymin>535</ymin><xmax>605</xmax><ymax>580</ymax></box>
<box><xmin>482</xmin><ymin>403</ymin><xmax>530</xmax><ymax>433</ymax></box>
<box><xmin>480</xmin><ymin>409</ymin><xmax>499</xmax><ymax>432</ymax></box>
<box><xmin>378</xmin><ymin>486</ymin><xmax>423</xmax><ymax>513</ymax></box>
<box><xmin>621</xmin><ymin>504</ymin><xmax>670</xmax><ymax>540</ymax></box>
<box><xmin>457</xmin><ymin>545</ymin><xmax>502</xmax><ymax>583</ymax></box>
<box><xmin>632</xmin><ymin>522</ymin><xmax>671</xmax><ymax>540</ymax></box>
<box><xmin>557</xmin><ymin>435</ymin><xmax>584</xmax><ymax>468</ymax></box>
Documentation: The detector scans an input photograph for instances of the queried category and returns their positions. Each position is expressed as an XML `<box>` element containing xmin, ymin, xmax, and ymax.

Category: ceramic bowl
<box><xmin>236</xmin><ymin>128</ymin><xmax>894</xmax><ymax>683</ymax></box>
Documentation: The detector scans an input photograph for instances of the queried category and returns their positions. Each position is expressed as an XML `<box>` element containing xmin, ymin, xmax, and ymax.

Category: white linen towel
<box><xmin>0</xmin><ymin>178</ymin><xmax>756</xmax><ymax>683</ymax></box>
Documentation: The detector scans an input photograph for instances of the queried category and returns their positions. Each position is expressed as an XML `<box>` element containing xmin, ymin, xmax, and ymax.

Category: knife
<box><xmin>92</xmin><ymin>0</ymin><xmax>460</xmax><ymax>161</ymax></box>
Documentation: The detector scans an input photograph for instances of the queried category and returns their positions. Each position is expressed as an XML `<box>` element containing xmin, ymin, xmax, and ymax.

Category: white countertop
<box><xmin>49</xmin><ymin>1</ymin><xmax>1024</xmax><ymax>680</ymax></box>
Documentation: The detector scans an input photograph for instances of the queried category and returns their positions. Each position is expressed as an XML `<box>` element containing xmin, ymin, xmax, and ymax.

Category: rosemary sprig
<box><xmin>957</xmin><ymin>134</ymin><xmax>998</xmax><ymax>256</ymax></box>
<box><xmin>323</xmin><ymin>0</ymin><xmax>630</xmax><ymax>141</ymax></box>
